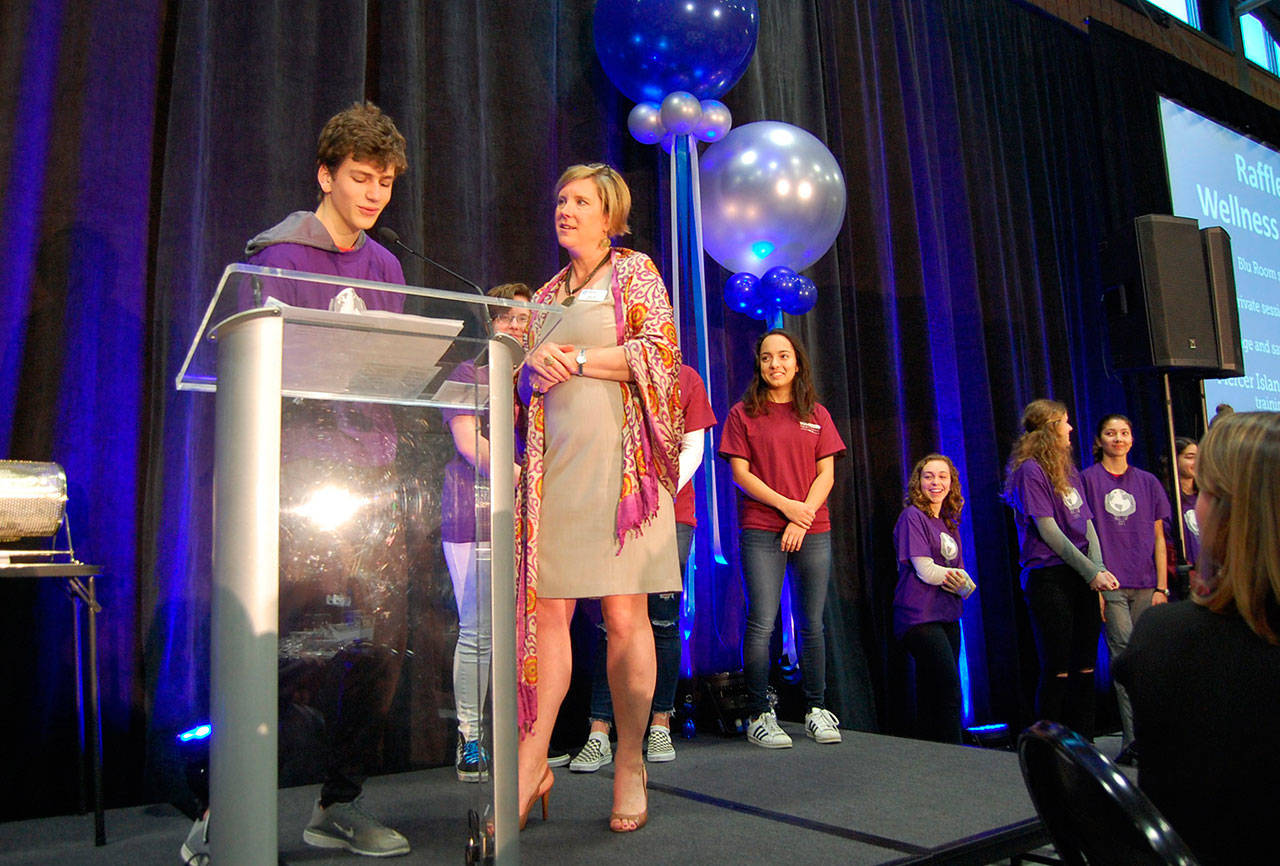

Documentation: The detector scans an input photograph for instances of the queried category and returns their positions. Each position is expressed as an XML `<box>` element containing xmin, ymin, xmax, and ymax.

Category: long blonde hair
<box><xmin>1004</xmin><ymin>399</ymin><xmax>1073</xmax><ymax>496</ymax></box>
<box><xmin>1193</xmin><ymin>411</ymin><xmax>1280</xmax><ymax>644</ymax></box>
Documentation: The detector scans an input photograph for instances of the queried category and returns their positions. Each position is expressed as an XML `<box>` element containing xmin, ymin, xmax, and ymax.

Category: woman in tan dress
<box><xmin>515</xmin><ymin>164</ymin><xmax>683</xmax><ymax>833</ymax></box>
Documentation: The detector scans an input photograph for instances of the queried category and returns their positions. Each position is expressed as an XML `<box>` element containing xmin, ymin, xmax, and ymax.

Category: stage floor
<box><xmin>0</xmin><ymin>724</ymin><xmax>1067</xmax><ymax>865</ymax></box>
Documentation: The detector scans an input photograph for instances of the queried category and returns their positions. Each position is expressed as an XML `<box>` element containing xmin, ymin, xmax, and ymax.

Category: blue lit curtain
<box><xmin>9</xmin><ymin>0</ymin><xmax>1276</xmax><ymax>817</ymax></box>
<box><xmin>0</xmin><ymin>0</ymin><xmax>164</xmax><ymax>817</ymax></box>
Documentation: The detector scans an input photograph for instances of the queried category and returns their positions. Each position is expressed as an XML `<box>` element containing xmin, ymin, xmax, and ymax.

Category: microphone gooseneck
<box><xmin>376</xmin><ymin>227</ymin><xmax>486</xmax><ymax>296</ymax></box>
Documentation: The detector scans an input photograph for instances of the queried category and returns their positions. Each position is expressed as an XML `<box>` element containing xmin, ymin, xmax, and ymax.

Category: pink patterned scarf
<box><xmin>514</xmin><ymin>247</ymin><xmax>683</xmax><ymax>732</ymax></box>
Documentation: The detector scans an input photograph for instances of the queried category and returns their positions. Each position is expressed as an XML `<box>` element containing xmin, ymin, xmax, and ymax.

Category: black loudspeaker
<box><xmin>1105</xmin><ymin>214</ymin><xmax>1221</xmax><ymax>372</ymax></box>
<box><xmin>1200</xmin><ymin>226</ymin><xmax>1244</xmax><ymax>378</ymax></box>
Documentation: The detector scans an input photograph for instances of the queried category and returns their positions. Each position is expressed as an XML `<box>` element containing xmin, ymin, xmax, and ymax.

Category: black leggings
<box><xmin>1025</xmin><ymin>564</ymin><xmax>1101</xmax><ymax>740</ymax></box>
<box><xmin>901</xmin><ymin>621</ymin><xmax>962</xmax><ymax>744</ymax></box>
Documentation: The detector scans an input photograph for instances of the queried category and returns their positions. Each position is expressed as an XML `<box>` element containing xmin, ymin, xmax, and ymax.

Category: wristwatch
<box><xmin>1154</xmin><ymin>587</ymin><xmax>1170</xmax><ymax>596</ymax></box>
<box><xmin>575</xmin><ymin>347</ymin><xmax>588</xmax><ymax>376</ymax></box>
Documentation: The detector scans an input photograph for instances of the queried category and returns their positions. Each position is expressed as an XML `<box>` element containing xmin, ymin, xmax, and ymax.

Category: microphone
<box><xmin>376</xmin><ymin>227</ymin><xmax>485</xmax><ymax>296</ymax></box>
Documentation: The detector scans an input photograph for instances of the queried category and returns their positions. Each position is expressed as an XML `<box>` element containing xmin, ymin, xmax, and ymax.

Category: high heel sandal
<box><xmin>519</xmin><ymin>766</ymin><xmax>554</xmax><ymax>831</ymax></box>
<box><xmin>609</xmin><ymin>766</ymin><xmax>648</xmax><ymax>833</ymax></box>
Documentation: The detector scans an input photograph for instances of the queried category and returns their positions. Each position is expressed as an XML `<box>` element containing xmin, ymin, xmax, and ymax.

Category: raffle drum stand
<box><xmin>177</xmin><ymin>264</ymin><xmax>558</xmax><ymax>865</ymax></box>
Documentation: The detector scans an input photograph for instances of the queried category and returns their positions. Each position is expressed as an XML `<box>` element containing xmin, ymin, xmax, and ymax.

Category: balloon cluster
<box><xmin>699</xmin><ymin>121</ymin><xmax>847</xmax><ymax>319</ymax></box>
<box><xmin>595</xmin><ymin>1</ymin><xmax>844</xmax><ymax>322</ymax></box>
<box><xmin>628</xmin><ymin>94</ymin><xmax>733</xmax><ymax>150</ymax></box>
<box><xmin>724</xmin><ymin>267</ymin><xmax>818</xmax><ymax>319</ymax></box>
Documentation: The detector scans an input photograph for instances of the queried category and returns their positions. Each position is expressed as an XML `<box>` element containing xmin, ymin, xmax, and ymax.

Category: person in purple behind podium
<box><xmin>892</xmin><ymin>454</ymin><xmax>974</xmax><ymax>745</ymax></box>
<box><xmin>179</xmin><ymin>103</ymin><xmax>413</xmax><ymax>864</ymax></box>
<box><xmin>1079</xmin><ymin>413</ymin><xmax>1170</xmax><ymax>766</ymax></box>
<box><xmin>1003</xmin><ymin>399</ymin><xmax>1118</xmax><ymax>742</ymax></box>
<box><xmin>440</xmin><ymin>283</ymin><xmax>532</xmax><ymax>783</ymax></box>
<box><xmin>514</xmin><ymin>164</ymin><xmax>683</xmax><ymax>835</ymax></box>
<box><xmin>718</xmin><ymin>329</ymin><xmax>846</xmax><ymax>750</ymax></box>
<box><xmin>244</xmin><ymin>102</ymin><xmax>406</xmax><ymax>303</ymax></box>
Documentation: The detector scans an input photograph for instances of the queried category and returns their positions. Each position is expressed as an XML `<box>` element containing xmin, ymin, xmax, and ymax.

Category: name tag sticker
<box><xmin>799</xmin><ymin>421</ymin><xmax>821</xmax><ymax>434</ymax></box>
<box><xmin>577</xmin><ymin>287</ymin><xmax>609</xmax><ymax>303</ymax></box>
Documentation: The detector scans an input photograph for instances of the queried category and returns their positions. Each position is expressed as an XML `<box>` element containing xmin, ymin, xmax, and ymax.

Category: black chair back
<box><xmin>1017</xmin><ymin>721</ymin><xmax>1198</xmax><ymax>866</ymax></box>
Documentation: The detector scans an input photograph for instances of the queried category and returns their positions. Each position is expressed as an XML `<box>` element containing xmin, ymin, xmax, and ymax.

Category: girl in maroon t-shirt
<box><xmin>719</xmin><ymin>329</ymin><xmax>846</xmax><ymax>749</ymax></box>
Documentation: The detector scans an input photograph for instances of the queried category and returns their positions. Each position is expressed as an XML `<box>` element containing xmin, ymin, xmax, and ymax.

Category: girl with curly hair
<box><xmin>892</xmin><ymin>454</ymin><xmax>974</xmax><ymax>744</ymax></box>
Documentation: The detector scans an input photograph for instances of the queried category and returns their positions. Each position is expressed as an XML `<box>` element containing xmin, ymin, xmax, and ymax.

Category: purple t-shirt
<box><xmin>247</xmin><ymin>228</ymin><xmax>407</xmax><ymax>466</ymax></box>
<box><xmin>1006</xmin><ymin>459</ymin><xmax>1092</xmax><ymax>573</ymax></box>
<box><xmin>718</xmin><ymin>400</ymin><xmax>845</xmax><ymax>533</ymax></box>
<box><xmin>1180</xmin><ymin>490</ymin><xmax>1201</xmax><ymax>569</ymax></box>
<box><xmin>246</xmin><ymin>233</ymin><xmax>406</xmax><ymax>311</ymax></box>
<box><xmin>892</xmin><ymin>506</ymin><xmax>965</xmax><ymax>639</ymax></box>
<box><xmin>1081</xmin><ymin>464</ymin><xmax>1172</xmax><ymax>589</ymax></box>
<box><xmin>441</xmin><ymin>361</ymin><xmax>488</xmax><ymax>545</ymax></box>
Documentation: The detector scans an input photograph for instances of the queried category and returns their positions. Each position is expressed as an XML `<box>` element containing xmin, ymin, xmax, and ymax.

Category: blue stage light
<box><xmin>178</xmin><ymin>723</ymin><xmax>211</xmax><ymax>743</ymax></box>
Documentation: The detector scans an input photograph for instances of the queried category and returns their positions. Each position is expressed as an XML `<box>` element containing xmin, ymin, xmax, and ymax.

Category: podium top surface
<box><xmin>176</xmin><ymin>263</ymin><xmax>562</xmax><ymax>409</ymax></box>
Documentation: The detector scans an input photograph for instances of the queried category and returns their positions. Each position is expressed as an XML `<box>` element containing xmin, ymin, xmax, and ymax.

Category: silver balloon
<box><xmin>699</xmin><ymin>121</ymin><xmax>847</xmax><ymax>275</ymax></box>
<box><xmin>660</xmin><ymin>91</ymin><xmax>702</xmax><ymax>136</ymax></box>
<box><xmin>628</xmin><ymin>101</ymin><xmax>666</xmax><ymax>145</ymax></box>
<box><xmin>693</xmin><ymin>99</ymin><xmax>732</xmax><ymax>142</ymax></box>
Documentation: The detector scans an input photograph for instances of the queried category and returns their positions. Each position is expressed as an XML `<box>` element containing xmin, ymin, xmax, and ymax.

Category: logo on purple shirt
<box><xmin>1104</xmin><ymin>488</ymin><xmax>1137</xmax><ymax>524</ymax></box>
<box><xmin>940</xmin><ymin>532</ymin><xmax>958</xmax><ymax>561</ymax></box>
<box><xmin>1062</xmin><ymin>486</ymin><xmax>1084</xmax><ymax>515</ymax></box>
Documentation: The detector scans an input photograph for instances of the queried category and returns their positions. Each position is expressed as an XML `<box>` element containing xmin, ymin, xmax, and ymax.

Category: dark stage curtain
<box><xmin>8</xmin><ymin>0</ymin><xmax>1277</xmax><ymax>816</ymax></box>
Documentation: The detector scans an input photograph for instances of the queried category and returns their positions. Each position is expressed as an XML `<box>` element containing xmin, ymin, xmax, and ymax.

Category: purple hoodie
<box><xmin>245</xmin><ymin>211</ymin><xmax>406</xmax><ymax>465</ymax></box>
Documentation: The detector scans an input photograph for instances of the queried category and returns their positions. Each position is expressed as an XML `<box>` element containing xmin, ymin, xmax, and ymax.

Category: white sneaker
<box><xmin>646</xmin><ymin>725</ymin><xmax>676</xmax><ymax>762</ymax></box>
<box><xmin>805</xmin><ymin>707</ymin><xmax>842</xmax><ymax>744</ymax></box>
<box><xmin>569</xmin><ymin>730</ymin><xmax>613</xmax><ymax>772</ymax></box>
<box><xmin>746</xmin><ymin>710</ymin><xmax>793</xmax><ymax>749</ymax></box>
<box><xmin>302</xmin><ymin>798</ymin><xmax>410</xmax><ymax>857</ymax></box>
<box><xmin>180</xmin><ymin>812</ymin><xmax>209</xmax><ymax>865</ymax></box>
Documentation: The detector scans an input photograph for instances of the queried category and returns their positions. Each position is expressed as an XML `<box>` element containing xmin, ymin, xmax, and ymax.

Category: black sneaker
<box><xmin>456</xmin><ymin>734</ymin><xmax>490</xmax><ymax>782</ymax></box>
<box><xmin>1115</xmin><ymin>742</ymin><xmax>1139</xmax><ymax>767</ymax></box>
<box><xmin>547</xmin><ymin>748</ymin><xmax>570</xmax><ymax>768</ymax></box>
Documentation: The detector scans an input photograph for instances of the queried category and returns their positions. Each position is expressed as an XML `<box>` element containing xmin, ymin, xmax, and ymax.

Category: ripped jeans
<box><xmin>588</xmin><ymin>523</ymin><xmax>692</xmax><ymax>721</ymax></box>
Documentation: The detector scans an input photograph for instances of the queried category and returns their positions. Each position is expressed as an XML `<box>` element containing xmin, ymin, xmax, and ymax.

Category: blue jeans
<box><xmin>588</xmin><ymin>523</ymin><xmax>692</xmax><ymax>721</ymax></box>
<box><xmin>740</xmin><ymin>528</ymin><xmax>832</xmax><ymax>716</ymax></box>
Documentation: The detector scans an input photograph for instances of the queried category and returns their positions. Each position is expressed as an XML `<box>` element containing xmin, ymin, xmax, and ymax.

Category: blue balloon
<box><xmin>782</xmin><ymin>275</ymin><xmax>818</xmax><ymax>315</ymax></box>
<box><xmin>724</xmin><ymin>272</ymin><xmax>766</xmax><ymax>319</ymax></box>
<box><xmin>759</xmin><ymin>266</ymin><xmax>799</xmax><ymax>311</ymax></box>
<box><xmin>593</xmin><ymin>0</ymin><xmax>759</xmax><ymax>104</ymax></box>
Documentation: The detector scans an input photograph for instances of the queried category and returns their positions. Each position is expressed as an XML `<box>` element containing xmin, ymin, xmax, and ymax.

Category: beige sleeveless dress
<box><xmin>535</xmin><ymin>266</ymin><xmax>679</xmax><ymax>599</ymax></box>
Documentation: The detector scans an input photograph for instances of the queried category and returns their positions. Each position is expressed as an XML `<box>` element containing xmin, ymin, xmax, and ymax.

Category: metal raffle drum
<box><xmin>0</xmin><ymin>461</ymin><xmax>68</xmax><ymax>545</ymax></box>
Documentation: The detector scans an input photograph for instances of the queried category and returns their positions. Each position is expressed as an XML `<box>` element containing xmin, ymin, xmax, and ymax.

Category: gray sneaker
<box><xmin>645</xmin><ymin>725</ymin><xmax>676</xmax><ymax>762</ymax></box>
<box><xmin>179</xmin><ymin>813</ymin><xmax>209</xmax><ymax>865</ymax></box>
<box><xmin>568</xmin><ymin>730</ymin><xmax>613</xmax><ymax>772</ymax></box>
<box><xmin>302</xmin><ymin>798</ymin><xmax>410</xmax><ymax>857</ymax></box>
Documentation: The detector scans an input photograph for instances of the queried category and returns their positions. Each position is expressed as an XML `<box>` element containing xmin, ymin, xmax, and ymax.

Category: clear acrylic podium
<box><xmin>177</xmin><ymin>263</ymin><xmax>559</xmax><ymax>865</ymax></box>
